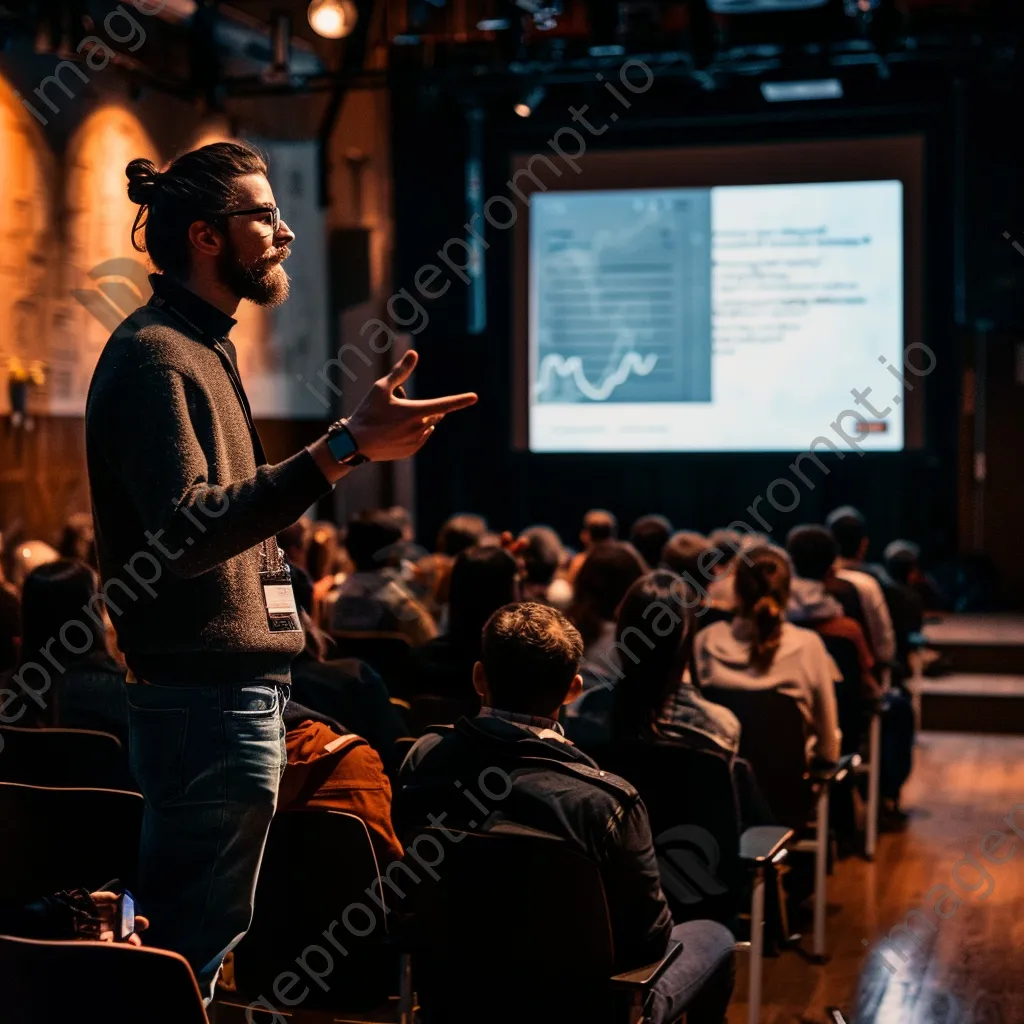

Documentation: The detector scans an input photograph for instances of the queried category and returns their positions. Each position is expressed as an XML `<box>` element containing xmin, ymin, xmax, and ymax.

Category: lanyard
<box><xmin>150</xmin><ymin>294</ymin><xmax>281</xmax><ymax>570</ymax></box>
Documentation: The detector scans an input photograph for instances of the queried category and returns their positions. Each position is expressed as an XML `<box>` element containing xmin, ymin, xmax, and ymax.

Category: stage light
<box><xmin>514</xmin><ymin>84</ymin><xmax>546</xmax><ymax>118</ymax></box>
<box><xmin>307</xmin><ymin>0</ymin><xmax>358</xmax><ymax>39</ymax></box>
<box><xmin>761</xmin><ymin>79</ymin><xmax>843</xmax><ymax>102</ymax></box>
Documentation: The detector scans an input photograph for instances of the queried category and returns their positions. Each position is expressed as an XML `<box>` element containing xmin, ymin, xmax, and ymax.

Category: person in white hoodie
<box><xmin>694</xmin><ymin>544</ymin><xmax>841</xmax><ymax>766</ymax></box>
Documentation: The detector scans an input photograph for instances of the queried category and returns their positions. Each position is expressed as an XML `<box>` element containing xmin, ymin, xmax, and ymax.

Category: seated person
<box><xmin>411</xmin><ymin>545</ymin><xmax>519</xmax><ymax>711</ymax></box>
<box><xmin>5</xmin><ymin>560</ymin><xmax>129</xmax><ymax>743</ymax></box>
<box><xmin>280</xmin><ymin>699</ymin><xmax>402</xmax><ymax>864</ymax></box>
<box><xmin>0</xmin><ymin>552</ymin><xmax>17</xmax><ymax>674</ymax></box>
<box><xmin>694</xmin><ymin>545</ymin><xmax>842</xmax><ymax>766</ymax></box>
<box><xmin>884</xmin><ymin>538</ymin><xmax>948</xmax><ymax>612</ymax></box>
<box><xmin>413</xmin><ymin>513</ymin><xmax>489</xmax><ymax>622</ymax></box>
<box><xmin>396</xmin><ymin>602</ymin><xmax>735</xmax><ymax>1023</ymax></box>
<box><xmin>785</xmin><ymin>525</ymin><xmax>880</xmax><ymax>699</ymax></box>
<box><xmin>629</xmin><ymin>514</ymin><xmax>673</xmax><ymax>572</ymax></box>
<box><xmin>516</xmin><ymin>525</ymin><xmax>573</xmax><ymax>611</ymax></box>
<box><xmin>289</xmin><ymin>609</ymin><xmax>407</xmax><ymax>776</ymax></box>
<box><xmin>659</xmin><ymin>531</ymin><xmax>718</xmax><ymax>625</ymax></box>
<box><xmin>883</xmin><ymin>540</ymin><xmax>927</xmax><ymax>660</ymax></box>
<box><xmin>324</xmin><ymin>509</ymin><xmax>437</xmax><ymax>647</ymax></box>
<box><xmin>566</xmin><ymin>508</ymin><xmax>618</xmax><ymax>582</ymax></box>
<box><xmin>57</xmin><ymin>513</ymin><xmax>98</xmax><ymax>569</ymax></box>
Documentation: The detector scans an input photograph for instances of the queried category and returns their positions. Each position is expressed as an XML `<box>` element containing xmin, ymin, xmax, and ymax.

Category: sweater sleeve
<box><xmin>111</xmin><ymin>364</ymin><xmax>332</xmax><ymax>579</ymax></box>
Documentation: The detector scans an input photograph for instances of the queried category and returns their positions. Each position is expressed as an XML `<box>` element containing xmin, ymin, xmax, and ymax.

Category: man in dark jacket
<box><xmin>396</xmin><ymin>602</ymin><xmax>735</xmax><ymax>1023</ymax></box>
<box><xmin>81</xmin><ymin>141</ymin><xmax>476</xmax><ymax>998</ymax></box>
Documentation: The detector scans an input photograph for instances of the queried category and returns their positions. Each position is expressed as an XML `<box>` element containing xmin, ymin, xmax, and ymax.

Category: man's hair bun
<box><xmin>125</xmin><ymin>158</ymin><xmax>161</xmax><ymax>205</ymax></box>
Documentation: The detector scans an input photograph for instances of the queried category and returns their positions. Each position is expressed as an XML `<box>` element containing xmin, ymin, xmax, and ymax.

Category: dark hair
<box><xmin>345</xmin><ymin>509</ymin><xmax>404</xmax><ymax>572</ymax></box>
<box><xmin>57</xmin><ymin>513</ymin><xmax>97</xmax><ymax>569</ymax></box>
<box><xmin>518</xmin><ymin>525</ymin><xmax>565</xmax><ymax>585</ymax></box>
<box><xmin>825</xmin><ymin>505</ymin><xmax>867</xmax><ymax>559</ymax></box>
<box><xmin>307</xmin><ymin>521</ymin><xmax>340</xmax><ymax>582</ymax></box>
<box><xmin>629</xmin><ymin>515</ymin><xmax>673</xmax><ymax>570</ymax></box>
<box><xmin>277</xmin><ymin>517</ymin><xmax>312</xmax><ymax>560</ymax></box>
<box><xmin>480</xmin><ymin>602</ymin><xmax>583</xmax><ymax>715</ymax></box>
<box><xmin>660</xmin><ymin>531</ymin><xmax>710</xmax><ymax>583</ymax></box>
<box><xmin>884</xmin><ymin>539</ymin><xmax>920</xmax><ymax>584</ymax></box>
<box><xmin>21</xmin><ymin>560</ymin><xmax>104</xmax><ymax>668</ymax></box>
<box><xmin>436</xmin><ymin>514</ymin><xmax>488</xmax><ymax>557</ymax></box>
<box><xmin>127</xmin><ymin>141</ymin><xmax>269</xmax><ymax>277</ymax></box>
<box><xmin>583</xmin><ymin>509</ymin><xmax>618</xmax><ymax>543</ymax></box>
<box><xmin>707</xmin><ymin>528</ymin><xmax>746</xmax><ymax>569</ymax></box>
<box><xmin>569</xmin><ymin>541</ymin><xmax>647</xmax><ymax>647</ymax></box>
<box><xmin>612</xmin><ymin>571</ymin><xmax>693</xmax><ymax>738</ymax></box>
<box><xmin>786</xmin><ymin>525</ymin><xmax>839</xmax><ymax>581</ymax></box>
<box><xmin>733</xmin><ymin>545</ymin><xmax>791</xmax><ymax>673</ymax></box>
<box><xmin>448</xmin><ymin>546</ymin><xmax>520</xmax><ymax>654</ymax></box>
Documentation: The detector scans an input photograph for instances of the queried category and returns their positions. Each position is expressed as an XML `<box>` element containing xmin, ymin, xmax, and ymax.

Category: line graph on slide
<box><xmin>534</xmin><ymin>351</ymin><xmax>659</xmax><ymax>402</ymax></box>
<box><xmin>530</xmin><ymin>190</ymin><xmax>713</xmax><ymax>405</ymax></box>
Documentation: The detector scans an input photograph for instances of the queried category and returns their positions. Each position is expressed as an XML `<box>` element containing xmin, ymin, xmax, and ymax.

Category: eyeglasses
<box><xmin>217</xmin><ymin>205</ymin><xmax>281</xmax><ymax>234</ymax></box>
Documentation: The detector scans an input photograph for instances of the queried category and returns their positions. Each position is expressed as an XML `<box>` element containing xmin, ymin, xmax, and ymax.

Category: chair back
<box><xmin>0</xmin><ymin>726</ymin><xmax>131</xmax><ymax>790</ymax></box>
<box><xmin>406</xmin><ymin>828</ymin><xmax>616</xmax><ymax>1023</ymax></box>
<box><xmin>701</xmin><ymin>686</ymin><xmax>813</xmax><ymax>830</ymax></box>
<box><xmin>230</xmin><ymin>809</ymin><xmax>399</xmax><ymax>1013</ymax></box>
<box><xmin>405</xmin><ymin>693</ymin><xmax>469</xmax><ymax>736</ymax></box>
<box><xmin>0</xmin><ymin>935</ymin><xmax>208</xmax><ymax>1024</ymax></box>
<box><xmin>819</xmin><ymin>633</ymin><xmax>867</xmax><ymax>755</ymax></box>
<box><xmin>593</xmin><ymin>740</ymin><xmax>740</xmax><ymax>924</ymax></box>
<box><xmin>329</xmin><ymin>632</ymin><xmax>414</xmax><ymax>699</ymax></box>
<box><xmin>0</xmin><ymin>783</ymin><xmax>143</xmax><ymax>903</ymax></box>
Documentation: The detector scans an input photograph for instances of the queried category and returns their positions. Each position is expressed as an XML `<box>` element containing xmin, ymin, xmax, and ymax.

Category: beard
<box><xmin>219</xmin><ymin>237</ymin><xmax>291</xmax><ymax>307</ymax></box>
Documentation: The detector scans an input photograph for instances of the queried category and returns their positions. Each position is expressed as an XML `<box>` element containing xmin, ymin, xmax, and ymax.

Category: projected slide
<box><xmin>528</xmin><ymin>180</ymin><xmax>904</xmax><ymax>453</ymax></box>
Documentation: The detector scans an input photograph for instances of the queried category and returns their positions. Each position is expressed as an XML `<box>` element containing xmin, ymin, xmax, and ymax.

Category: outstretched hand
<box><xmin>345</xmin><ymin>350</ymin><xmax>478</xmax><ymax>462</ymax></box>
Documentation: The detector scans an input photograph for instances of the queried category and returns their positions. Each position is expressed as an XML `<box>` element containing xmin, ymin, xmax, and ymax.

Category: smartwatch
<box><xmin>326</xmin><ymin>419</ymin><xmax>370</xmax><ymax>466</ymax></box>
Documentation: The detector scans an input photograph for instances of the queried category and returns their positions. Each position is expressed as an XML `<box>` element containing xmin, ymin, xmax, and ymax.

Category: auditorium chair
<box><xmin>219</xmin><ymin>808</ymin><xmax>413</xmax><ymax>1024</ymax></box>
<box><xmin>0</xmin><ymin>725</ymin><xmax>133</xmax><ymax>791</ymax></box>
<box><xmin>701</xmin><ymin>687</ymin><xmax>859</xmax><ymax>960</ymax></box>
<box><xmin>0</xmin><ymin>935</ymin><xmax>208</xmax><ymax>1024</ymax></box>
<box><xmin>0</xmin><ymin>782</ymin><xmax>143</xmax><ymax>903</ymax></box>
<box><xmin>402</xmin><ymin>827</ymin><xmax>686</xmax><ymax>1024</ymax></box>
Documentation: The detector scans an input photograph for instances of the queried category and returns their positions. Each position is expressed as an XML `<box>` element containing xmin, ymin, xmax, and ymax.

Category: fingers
<box><xmin>136</xmin><ymin>915</ymin><xmax>150</xmax><ymax>932</ymax></box>
<box><xmin>403</xmin><ymin>392</ymin><xmax>479</xmax><ymax>415</ymax></box>
<box><xmin>128</xmin><ymin>934</ymin><xmax>143</xmax><ymax>947</ymax></box>
<box><xmin>99</xmin><ymin>930</ymin><xmax>114</xmax><ymax>943</ymax></box>
<box><xmin>383</xmin><ymin>350</ymin><xmax>418</xmax><ymax>391</ymax></box>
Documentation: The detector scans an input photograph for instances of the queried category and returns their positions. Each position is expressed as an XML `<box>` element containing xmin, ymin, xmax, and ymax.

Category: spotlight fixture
<box><xmin>307</xmin><ymin>0</ymin><xmax>358</xmax><ymax>39</ymax></box>
<box><xmin>514</xmin><ymin>84</ymin><xmax>546</xmax><ymax>118</ymax></box>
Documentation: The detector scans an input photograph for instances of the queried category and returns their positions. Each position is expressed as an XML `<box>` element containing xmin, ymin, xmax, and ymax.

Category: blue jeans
<box><xmin>648</xmin><ymin>921</ymin><xmax>736</xmax><ymax>1024</ymax></box>
<box><xmin>126</xmin><ymin>680</ymin><xmax>287</xmax><ymax>999</ymax></box>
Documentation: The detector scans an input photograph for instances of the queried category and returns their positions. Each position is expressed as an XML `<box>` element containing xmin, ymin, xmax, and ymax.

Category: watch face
<box><xmin>327</xmin><ymin>428</ymin><xmax>359</xmax><ymax>462</ymax></box>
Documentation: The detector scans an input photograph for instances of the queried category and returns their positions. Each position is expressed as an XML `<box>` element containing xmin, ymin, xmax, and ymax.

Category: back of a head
<box><xmin>519</xmin><ymin>525</ymin><xmax>565</xmax><ymax>585</ymax></box>
<box><xmin>571</xmin><ymin>541</ymin><xmax>647</xmax><ymax>644</ymax></box>
<box><xmin>884</xmin><ymin>539</ymin><xmax>920</xmax><ymax>584</ymax></box>
<box><xmin>436</xmin><ymin>514</ymin><xmax>488</xmax><ymax>557</ymax></box>
<box><xmin>734</xmin><ymin>546</ymin><xmax>792</xmax><ymax>673</ymax></box>
<box><xmin>480</xmin><ymin>602</ymin><xmax>583</xmax><ymax>716</ymax></box>
<box><xmin>277</xmin><ymin>517</ymin><xmax>312</xmax><ymax>559</ymax></box>
<box><xmin>345</xmin><ymin>510</ymin><xmax>404</xmax><ymax>572</ymax></box>
<box><xmin>583</xmin><ymin>509</ymin><xmax>618</xmax><ymax>544</ymax></box>
<box><xmin>7</xmin><ymin>540</ymin><xmax>60</xmax><ymax>591</ymax></box>
<box><xmin>629</xmin><ymin>515</ymin><xmax>673</xmax><ymax>570</ymax></box>
<box><xmin>614</xmin><ymin>571</ymin><xmax>692</xmax><ymax>736</ymax></box>
<box><xmin>707</xmin><ymin>528</ymin><xmax>745</xmax><ymax>570</ymax></box>
<box><xmin>825</xmin><ymin>505</ymin><xmax>867</xmax><ymax>559</ymax></box>
<box><xmin>448</xmin><ymin>546</ymin><xmax>520</xmax><ymax>652</ymax></box>
<box><xmin>126</xmin><ymin>141</ymin><xmax>268</xmax><ymax>277</ymax></box>
<box><xmin>387</xmin><ymin>506</ymin><xmax>415</xmax><ymax>541</ymax></box>
<box><xmin>57</xmin><ymin>514</ymin><xmax>96</xmax><ymax>567</ymax></box>
<box><xmin>21</xmin><ymin>559</ymin><xmax>103</xmax><ymax>664</ymax></box>
<box><xmin>660</xmin><ymin>530</ymin><xmax>710</xmax><ymax>583</ymax></box>
<box><xmin>785</xmin><ymin>525</ymin><xmax>838</xmax><ymax>581</ymax></box>
<box><xmin>307</xmin><ymin>521</ymin><xmax>339</xmax><ymax>581</ymax></box>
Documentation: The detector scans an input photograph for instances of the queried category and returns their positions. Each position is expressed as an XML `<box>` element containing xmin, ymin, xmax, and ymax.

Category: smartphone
<box><xmin>115</xmin><ymin>891</ymin><xmax>136</xmax><ymax>942</ymax></box>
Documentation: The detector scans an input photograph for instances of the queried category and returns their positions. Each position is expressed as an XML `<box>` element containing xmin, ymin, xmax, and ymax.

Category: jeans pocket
<box><xmin>224</xmin><ymin>684</ymin><xmax>280</xmax><ymax>719</ymax></box>
<box><xmin>128</xmin><ymin>703</ymin><xmax>188</xmax><ymax>805</ymax></box>
<box><xmin>223</xmin><ymin>685</ymin><xmax>285</xmax><ymax>800</ymax></box>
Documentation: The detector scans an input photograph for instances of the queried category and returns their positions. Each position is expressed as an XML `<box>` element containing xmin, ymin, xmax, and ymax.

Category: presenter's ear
<box><xmin>562</xmin><ymin>673</ymin><xmax>584</xmax><ymax>706</ymax></box>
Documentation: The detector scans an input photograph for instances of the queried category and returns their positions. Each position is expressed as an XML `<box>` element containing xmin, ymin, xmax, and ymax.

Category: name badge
<box><xmin>260</xmin><ymin>570</ymin><xmax>302</xmax><ymax>632</ymax></box>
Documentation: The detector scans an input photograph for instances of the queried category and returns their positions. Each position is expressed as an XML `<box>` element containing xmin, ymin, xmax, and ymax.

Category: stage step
<box><xmin>923</xmin><ymin>615</ymin><xmax>1024</xmax><ymax>675</ymax></box>
<box><xmin>917</xmin><ymin>674</ymin><xmax>1024</xmax><ymax>735</ymax></box>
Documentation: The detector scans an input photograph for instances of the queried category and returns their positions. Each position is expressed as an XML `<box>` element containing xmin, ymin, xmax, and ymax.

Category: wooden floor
<box><xmin>728</xmin><ymin>732</ymin><xmax>1024</xmax><ymax>1024</ymax></box>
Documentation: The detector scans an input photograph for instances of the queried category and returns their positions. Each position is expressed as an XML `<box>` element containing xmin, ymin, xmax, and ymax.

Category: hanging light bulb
<box><xmin>307</xmin><ymin>0</ymin><xmax>358</xmax><ymax>40</ymax></box>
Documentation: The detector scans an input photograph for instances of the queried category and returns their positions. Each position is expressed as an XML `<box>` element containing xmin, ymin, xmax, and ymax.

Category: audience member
<box><xmin>568</xmin><ymin>540</ymin><xmax>646</xmax><ymax>689</ymax></box>
<box><xmin>884</xmin><ymin>538</ymin><xmax>948</xmax><ymax>612</ymax></box>
<box><xmin>289</xmin><ymin>609</ymin><xmax>407</xmax><ymax>775</ymax></box>
<box><xmin>704</xmin><ymin>529</ymin><xmax>750</xmax><ymax>613</ymax></box>
<box><xmin>412</xmin><ymin>545</ymin><xmax>520</xmax><ymax>710</ymax></box>
<box><xmin>396</xmin><ymin>602</ymin><xmax>736</xmax><ymax>1022</ymax></box>
<box><xmin>324</xmin><ymin>509</ymin><xmax>436</xmax><ymax>646</ymax></box>
<box><xmin>308</xmin><ymin>520</ymin><xmax>347</xmax><ymax>623</ymax></box>
<box><xmin>660</xmin><ymin>531</ymin><xmax>717</xmax><ymax>621</ymax></box>
<box><xmin>279</xmin><ymin>699</ymin><xmax>402</xmax><ymax>863</ymax></box>
<box><xmin>566</xmin><ymin>508</ymin><xmax>618</xmax><ymax>582</ymax></box>
<box><xmin>694</xmin><ymin>545</ymin><xmax>841</xmax><ymax>765</ymax></box>
<box><xmin>517</xmin><ymin>525</ymin><xmax>573</xmax><ymax>610</ymax></box>
<box><xmin>57</xmin><ymin>513</ymin><xmax>98</xmax><ymax>569</ymax></box>
<box><xmin>277</xmin><ymin>516</ymin><xmax>312</xmax><ymax>572</ymax></box>
<box><xmin>8</xmin><ymin>560</ymin><xmax>129</xmax><ymax>743</ymax></box>
<box><xmin>5</xmin><ymin>539</ymin><xmax>59</xmax><ymax>590</ymax></box>
<box><xmin>629</xmin><ymin>514</ymin><xmax>673</xmax><ymax>571</ymax></box>
<box><xmin>0</xmin><ymin>889</ymin><xmax>149</xmax><ymax>944</ymax></box>
<box><xmin>825</xmin><ymin>506</ymin><xmax>897</xmax><ymax>673</ymax></box>
<box><xmin>415</xmin><ymin>513</ymin><xmax>489</xmax><ymax>617</ymax></box>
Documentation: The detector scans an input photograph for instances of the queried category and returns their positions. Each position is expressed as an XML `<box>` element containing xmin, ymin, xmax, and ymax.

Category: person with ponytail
<box><xmin>85</xmin><ymin>142</ymin><xmax>477</xmax><ymax>999</ymax></box>
<box><xmin>693</xmin><ymin>545</ymin><xmax>842</xmax><ymax>765</ymax></box>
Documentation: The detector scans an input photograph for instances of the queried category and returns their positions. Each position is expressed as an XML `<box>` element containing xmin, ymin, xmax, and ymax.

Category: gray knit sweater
<box><xmin>85</xmin><ymin>275</ymin><xmax>332</xmax><ymax>686</ymax></box>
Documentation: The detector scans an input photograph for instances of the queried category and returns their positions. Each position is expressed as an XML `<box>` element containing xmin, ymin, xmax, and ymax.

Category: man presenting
<box><xmin>84</xmin><ymin>141</ymin><xmax>476</xmax><ymax>997</ymax></box>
